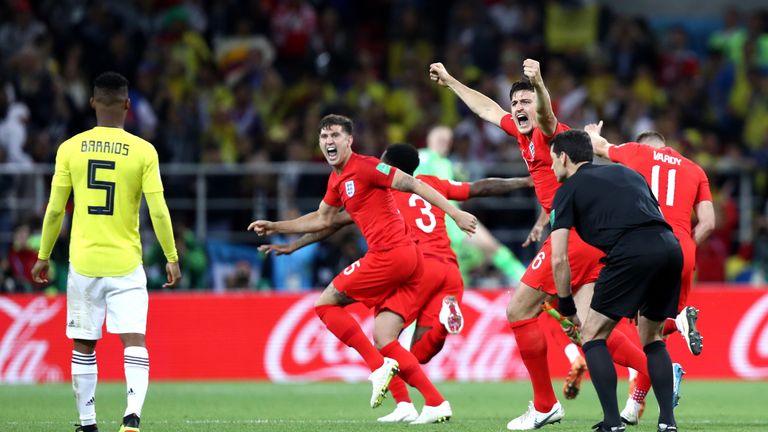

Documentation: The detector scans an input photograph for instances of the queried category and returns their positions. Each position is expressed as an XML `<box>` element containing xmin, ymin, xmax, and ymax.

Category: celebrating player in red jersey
<box><xmin>261</xmin><ymin>142</ymin><xmax>534</xmax><ymax>422</ymax></box>
<box><xmin>586</xmin><ymin>125</ymin><xmax>715</xmax><ymax>423</ymax></box>
<box><xmin>588</xmin><ymin>125</ymin><xmax>714</xmax><ymax>353</ymax></box>
<box><xmin>249</xmin><ymin>114</ymin><xmax>477</xmax><ymax>424</ymax></box>
<box><xmin>429</xmin><ymin>60</ymin><xmax>653</xmax><ymax>430</ymax></box>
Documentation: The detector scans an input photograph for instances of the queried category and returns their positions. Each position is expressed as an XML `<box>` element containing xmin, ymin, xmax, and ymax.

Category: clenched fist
<box><xmin>522</xmin><ymin>58</ymin><xmax>543</xmax><ymax>86</ymax></box>
<box><xmin>429</xmin><ymin>62</ymin><xmax>455</xmax><ymax>87</ymax></box>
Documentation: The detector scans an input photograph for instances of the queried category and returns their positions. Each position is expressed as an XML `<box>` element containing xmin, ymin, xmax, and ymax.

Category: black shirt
<box><xmin>551</xmin><ymin>163</ymin><xmax>670</xmax><ymax>253</ymax></box>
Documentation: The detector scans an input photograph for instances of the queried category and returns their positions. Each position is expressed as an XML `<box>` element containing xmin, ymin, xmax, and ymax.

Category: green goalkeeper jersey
<box><xmin>415</xmin><ymin>148</ymin><xmax>455</xmax><ymax>180</ymax></box>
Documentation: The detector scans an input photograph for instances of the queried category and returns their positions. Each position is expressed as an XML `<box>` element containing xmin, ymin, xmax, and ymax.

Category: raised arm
<box><xmin>145</xmin><ymin>192</ymin><xmax>181</xmax><ymax>287</ymax></box>
<box><xmin>693</xmin><ymin>201</ymin><xmax>715</xmax><ymax>245</ymax></box>
<box><xmin>468</xmin><ymin>176</ymin><xmax>534</xmax><ymax>197</ymax></box>
<box><xmin>584</xmin><ymin>121</ymin><xmax>613</xmax><ymax>159</ymax></box>
<box><xmin>523</xmin><ymin>59</ymin><xmax>557</xmax><ymax>136</ymax></box>
<box><xmin>259</xmin><ymin>211</ymin><xmax>355</xmax><ymax>255</ymax></box>
<box><xmin>391</xmin><ymin>169</ymin><xmax>477</xmax><ymax>235</ymax></box>
<box><xmin>429</xmin><ymin>62</ymin><xmax>509</xmax><ymax>126</ymax></box>
<box><xmin>249</xmin><ymin>201</ymin><xmax>340</xmax><ymax>235</ymax></box>
<box><xmin>31</xmin><ymin>185</ymin><xmax>71</xmax><ymax>283</ymax></box>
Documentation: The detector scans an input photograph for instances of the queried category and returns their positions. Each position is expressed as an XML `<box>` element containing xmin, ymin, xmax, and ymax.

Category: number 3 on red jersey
<box><xmin>408</xmin><ymin>194</ymin><xmax>437</xmax><ymax>233</ymax></box>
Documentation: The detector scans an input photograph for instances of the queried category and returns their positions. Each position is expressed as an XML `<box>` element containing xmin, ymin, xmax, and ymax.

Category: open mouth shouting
<box><xmin>326</xmin><ymin>144</ymin><xmax>338</xmax><ymax>162</ymax></box>
<box><xmin>516</xmin><ymin>113</ymin><xmax>530</xmax><ymax>130</ymax></box>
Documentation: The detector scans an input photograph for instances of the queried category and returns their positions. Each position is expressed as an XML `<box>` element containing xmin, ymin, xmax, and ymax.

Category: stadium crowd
<box><xmin>1</xmin><ymin>0</ymin><xmax>768</xmax><ymax>291</ymax></box>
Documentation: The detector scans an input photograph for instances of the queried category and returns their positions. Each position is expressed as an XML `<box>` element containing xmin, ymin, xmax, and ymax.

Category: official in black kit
<box><xmin>548</xmin><ymin>130</ymin><xmax>682</xmax><ymax>432</ymax></box>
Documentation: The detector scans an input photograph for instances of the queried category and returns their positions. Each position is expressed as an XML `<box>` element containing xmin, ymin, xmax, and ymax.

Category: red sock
<box><xmin>606</xmin><ymin>329</ymin><xmax>649</xmax><ymax>378</ymax></box>
<box><xmin>315</xmin><ymin>305</ymin><xmax>383</xmax><ymax>370</ymax></box>
<box><xmin>663</xmin><ymin>319</ymin><xmax>677</xmax><ymax>336</ymax></box>
<box><xmin>387</xmin><ymin>376</ymin><xmax>411</xmax><ymax>403</ymax></box>
<box><xmin>511</xmin><ymin>317</ymin><xmax>557</xmax><ymax>412</ymax></box>
<box><xmin>540</xmin><ymin>313</ymin><xmax>571</xmax><ymax>351</ymax></box>
<box><xmin>633</xmin><ymin>368</ymin><xmax>652</xmax><ymax>401</ymax></box>
<box><xmin>380</xmin><ymin>341</ymin><xmax>444</xmax><ymax>406</ymax></box>
<box><xmin>411</xmin><ymin>326</ymin><xmax>448</xmax><ymax>364</ymax></box>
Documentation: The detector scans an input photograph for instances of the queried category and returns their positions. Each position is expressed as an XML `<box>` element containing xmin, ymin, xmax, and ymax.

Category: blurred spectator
<box><xmin>0</xmin><ymin>0</ymin><xmax>46</xmax><ymax>60</ymax></box>
<box><xmin>225</xmin><ymin>260</ymin><xmax>256</xmax><ymax>290</ymax></box>
<box><xmin>125</xmin><ymin>64</ymin><xmax>159</xmax><ymax>141</ymax></box>
<box><xmin>488</xmin><ymin>0</ymin><xmax>525</xmax><ymax>38</ymax></box>
<box><xmin>0</xmin><ymin>80</ymin><xmax>32</xmax><ymax>166</ymax></box>
<box><xmin>206</xmin><ymin>240</ymin><xmax>265</xmax><ymax>291</ymax></box>
<box><xmin>311</xmin><ymin>6</ymin><xmax>351</xmax><ymax>84</ymax></box>
<box><xmin>6</xmin><ymin>220</ymin><xmax>38</xmax><ymax>292</ymax></box>
<box><xmin>447</xmin><ymin>0</ymin><xmax>500</xmax><ymax>70</ymax></box>
<box><xmin>708</xmin><ymin>7</ymin><xmax>746</xmax><ymax>62</ymax></box>
<box><xmin>271</xmin><ymin>0</ymin><xmax>317</xmax><ymax>80</ymax></box>
<box><xmin>145</xmin><ymin>223</ymin><xmax>208</xmax><ymax>290</ymax></box>
<box><xmin>658</xmin><ymin>26</ymin><xmax>700</xmax><ymax>87</ymax></box>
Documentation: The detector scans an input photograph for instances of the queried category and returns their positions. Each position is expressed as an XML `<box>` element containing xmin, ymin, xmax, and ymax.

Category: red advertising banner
<box><xmin>1</xmin><ymin>287</ymin><xmax>767</xmax><ymax>383</ymax></box>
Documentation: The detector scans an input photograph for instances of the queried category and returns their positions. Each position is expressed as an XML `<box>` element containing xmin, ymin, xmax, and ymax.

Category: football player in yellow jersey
<box><xmin>31</xmin><ymin>72</ymin><xmax>181</xmax><ymax>432</ymax></box>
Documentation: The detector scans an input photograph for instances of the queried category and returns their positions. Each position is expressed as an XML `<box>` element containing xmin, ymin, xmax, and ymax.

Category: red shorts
<box><xmin>677</xmin><ymin>235</ymin><xmax>696</xmax><ymax>312</ymax></box>
<box><xmin>409</xmin><ymin>255</ymin><xmax>464</xmax><ymax>328</ymax></box>
<box><xmin>333</xmin><ymin>243</ymin><xmax>423</xmax><ymax>321</ymax></box>
<box><xmin>520</xmin><ymin>229</ymin><xmax>604</xmax><ymax>296</ymax></box>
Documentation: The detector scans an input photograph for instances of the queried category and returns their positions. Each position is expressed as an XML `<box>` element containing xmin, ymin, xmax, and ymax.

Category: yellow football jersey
<box><xmin>52</xmin><ymin>126</ymin><xmax>164</xmax><ymax>277</ymax></box>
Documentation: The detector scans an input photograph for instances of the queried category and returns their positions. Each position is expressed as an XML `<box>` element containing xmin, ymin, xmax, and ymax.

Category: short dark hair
<box><xmin>509</xmin><ymin>80</ymin><xmax>534</xmax><ymax>101</ymax></box>
<box><xmin>318</xmin><ymin>114</ymin><xmax>354</xmax><ymax>135</ymax></box>
<box><xmin>382</xmin><ymin>143</ymin><xmax>420</xmax><ymax>175</ymax></box>
<box><xmin>551</xmin><ymin>130</ymin><xmax>593</xmax><ymax>163</ymax></box>
<box><xmin>93</xmin><ymin>72</ymin><xmax>128</xmax><ymax>106</ymax></box>
<box><xmin>635</xmin><ymin>130</ymin><xmax>666</xmax><ymax>144</ymax></box>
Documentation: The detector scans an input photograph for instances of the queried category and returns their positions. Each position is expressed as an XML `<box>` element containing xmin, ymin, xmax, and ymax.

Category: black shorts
<box><xmin>591</xmin><ymin>227</ymin><xmax>683</xmax><ymax>322</ymax></box>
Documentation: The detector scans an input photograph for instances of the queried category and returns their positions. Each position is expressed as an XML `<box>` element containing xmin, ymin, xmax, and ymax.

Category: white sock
<box><xmin>564</xmin><ymin>343</ymin><xmax>581</xmax><ymax>363</ymax></box>
<box><xmin>72</xmin><ymin>351</ymin><xmax>98</xmax><ymax>426</ymax></box>
<box><xmin>628</xmin><ymin>367</ymin><xmax>638</xmax><ymax>381</ymax></box>
<box><xmin>124</xmin><ymin>346</ymin><xmax>149</xmax><ymax>418</ymax></box>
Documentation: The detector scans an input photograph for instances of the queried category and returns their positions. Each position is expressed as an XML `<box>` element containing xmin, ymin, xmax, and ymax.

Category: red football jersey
<box><xmin>392</xmin><ymin>175</ymin><xmax>470</xmax><ymax>262</ymax></box>
<box><xmin>323</xmin><ymin>153</ymin><xmax>412</xmax><ymax>252</ymax></box>
<box><xmin>608</xmin><ymin>143</ymin><xmax>712</xmax><ymax>239</ymax></box>
<box><xmin>499</xmin><ymin>115</ymin><xmax>570</xmax><ymax>212</ymax></box>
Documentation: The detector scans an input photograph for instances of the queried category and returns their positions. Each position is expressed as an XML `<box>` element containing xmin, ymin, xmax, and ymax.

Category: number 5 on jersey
<box><xmin>88</xmin><ymin>159</ymin><xmax>116</xmax><ymax>215</ymax></box>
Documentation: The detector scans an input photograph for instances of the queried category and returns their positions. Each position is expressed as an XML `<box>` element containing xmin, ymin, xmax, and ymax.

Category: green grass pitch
<box><xmin>2</xmin><ymin>380</ymin><xmax>767</xmax><ymax>431</ymax></box>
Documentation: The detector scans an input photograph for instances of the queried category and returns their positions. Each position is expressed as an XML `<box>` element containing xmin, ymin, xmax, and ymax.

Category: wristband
<box><xmin>557</xmin><ymin>295</ymin><xmax>577</xmax><ymax>317</ymax></box>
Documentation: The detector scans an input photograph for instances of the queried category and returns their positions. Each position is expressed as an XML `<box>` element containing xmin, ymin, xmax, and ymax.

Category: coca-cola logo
<box><xmin>729</xmin><ymin>293</ymin><xmax>768</xmax><ymax>379</ymax></box>
<box><xmin>264</xmin><ymin>291</ymin><xmax>527</xmax><ymax>382</ymax></box>
<box><xmin>0</xmin><ymin>297</ymin><xmax>64</xmax><ymax>383</ymax></box>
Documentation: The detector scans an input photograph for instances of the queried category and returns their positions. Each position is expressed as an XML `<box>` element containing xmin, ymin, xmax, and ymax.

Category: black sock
<box><xmin>644</xmin><ymin>340</ymin><xmax>676</xmax><ymax>427</ymax></box>
<box><xmin>583</xmin><ymin>339</ymin><xmax>621</xmax><ymax>427</ymax></box>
